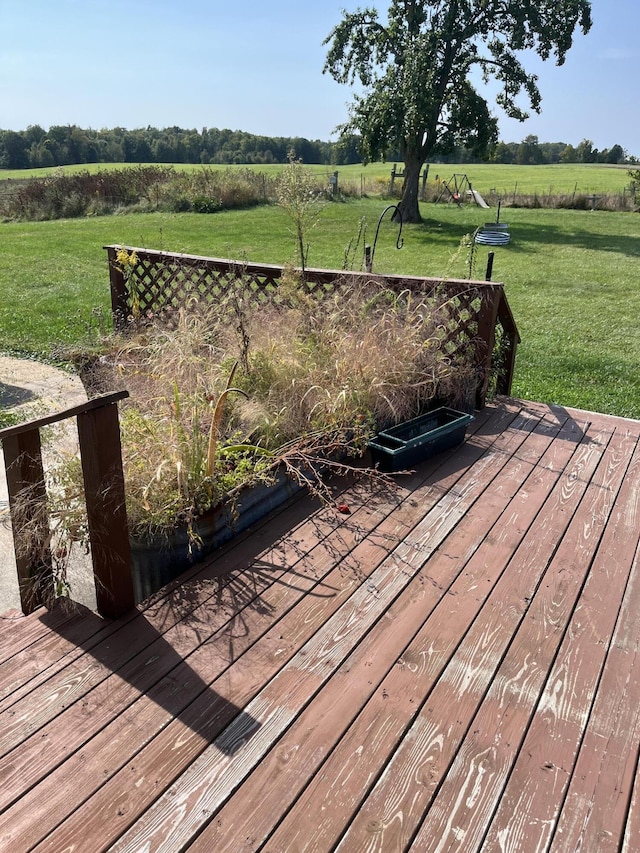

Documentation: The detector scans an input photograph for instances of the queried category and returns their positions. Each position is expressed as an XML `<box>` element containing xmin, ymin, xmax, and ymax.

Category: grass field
<box><xmin>0</xmin><ymin>160</ymin><xmax>634</xmax><ymax>196</ymax></box>
<box><xmin>1</xmin><ymin>191</ymin><xmax>639</xmax><ymax>419</ymax></box>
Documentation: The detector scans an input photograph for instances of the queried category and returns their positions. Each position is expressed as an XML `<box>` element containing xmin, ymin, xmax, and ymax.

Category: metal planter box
<box><xmin>369</xmin><ymin>407</ymin><xmax>473</xmax><ymax>472</ymax></box>
<box><xmin>129</xmin><ymin>468</ymin><xmax>303</xmax><ymax>602</ymax></box>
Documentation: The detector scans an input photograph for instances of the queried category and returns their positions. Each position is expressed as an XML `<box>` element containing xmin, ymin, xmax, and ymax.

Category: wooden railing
<box><xmin>0</xmin><ymin>392</ymin><xmax>134</xmax><ymax>619</ymax></box>
<box><xmin>105</xmin><ymin>246</ymin><xmax>520</xmax><ymax>407</ymax></box>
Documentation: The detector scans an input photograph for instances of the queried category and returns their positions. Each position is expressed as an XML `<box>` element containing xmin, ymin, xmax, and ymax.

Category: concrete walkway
<box><xmin>0</xmin><ymin>356</ymin><xmax>90</xmax><ymax>615</ymax></box>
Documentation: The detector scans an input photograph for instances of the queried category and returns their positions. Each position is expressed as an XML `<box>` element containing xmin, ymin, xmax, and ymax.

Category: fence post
<box><xmin>475</xmin><ymin>286</ymin><xmax>501</xmax><ymax>408</ymax></box>
<box><xmin>106</xmin><ymin>246</ymin><xmax>128</xmax><ymax>331</ymax></box>
<box><xmin>2</xmin><ymin>430</ymin><xmax>54</xmax><ymax>613</ymax></box>
<box><xmin>495</xmin><ymin>292</ymin><xmax>521</xmax><ymax>396</ymax></box>
<box><xmin>420</xmin><ymin>164</ymin><xmax>430</xmax><ymax>200</ymax></box>
<box><xmin>77</xmin><ymin>401</ymin><xmax>134</xmax><ymax>619</ymax></box>
<box><xmin>389</xmin><ymin>164</ymin><xmax>397</xmax><ymax>195</ymax></box>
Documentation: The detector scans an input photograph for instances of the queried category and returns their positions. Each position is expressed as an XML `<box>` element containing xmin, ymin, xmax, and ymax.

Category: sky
<box><xmin>1</xmin><ymin>0</ymin><xmax>638</xmax><ymax>155</ymax></box>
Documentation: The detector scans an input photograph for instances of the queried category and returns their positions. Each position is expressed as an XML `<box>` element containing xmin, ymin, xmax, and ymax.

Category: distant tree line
<box><xmin>0</xmin><ymin>125</ymin><xmax>636</xmax><ymax>171</ymax></box>
<box><xmin>0</xmin><ymin>125</ymin><xmax>343</xmax><ymax>170</ymax></box>
<box><xmin>489</xmin><ymin>135</ymin><xmax>636</xmax><ymax>166</ymax></box>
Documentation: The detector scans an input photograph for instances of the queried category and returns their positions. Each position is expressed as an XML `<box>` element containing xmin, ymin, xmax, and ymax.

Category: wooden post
<box><xmin>2</xmin><ymin>429</ymin><xmax>53</xmax><ymax>613</ymax></box>
<box><xmin>475</xmin><ymin>286</ymin><xmax>501</xmax><ymax>409</ymax></box>
<box><xmin>495</xmin><ymin>291</ymin><xmax>521</xmax><ymax>396</ymax></box>
<box><xmin>105</xmin><ymin>245</ymin><xmax>129</xmax><ymax>331</ymax></box>
<box><xmin>420</xmin><ymin>164</ymin><xmax>430</xmax><ymax>200</ymax></box>
<box><xmin>77</xmin><ymin>401</ymin><xmax>134</xmax><ymax>619</ymax></box>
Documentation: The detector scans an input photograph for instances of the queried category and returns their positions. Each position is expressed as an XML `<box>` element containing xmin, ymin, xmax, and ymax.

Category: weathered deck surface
<box><xmin>1</xmin><ymin>398</ymin><xmax>639</xmax><ymax>853</ymax></box>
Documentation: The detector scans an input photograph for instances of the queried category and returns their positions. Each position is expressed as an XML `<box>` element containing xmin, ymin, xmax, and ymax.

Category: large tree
<box><xmin>324</xmin><ymin>0</ymin><xmax>592</xmax><ymax>222</ymax></box>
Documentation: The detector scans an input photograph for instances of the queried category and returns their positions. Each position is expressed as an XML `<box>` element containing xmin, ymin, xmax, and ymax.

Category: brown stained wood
<box><xmin>106</xmin><ymin>245</ymin><xmax>129</xmax><ymax>328</ymax></box>
<box><xmin>22</xmin><ymin>418</ymin><xmax>502</xmax><ymax>852</ymax></box>
<box><xmin>623</xmin><ymin>764</ymin><xmax>640</xmax><ymax>853</ymax></box>
<box><xmin>0</xmin><ymin>614</ymin><xmax>121</xmax><ymax>714</ymax></box>
<box><xmin>2</xmin><ymin>404</ymin><xmax>544</xmax><ymax>844</ymax></box>
<box><xmin>475</xmin><ymin>287</ymin><xmax>500</xmax><ymax>408</ymax></box>
<box><xmin>92</xmin><ymin>411</ymin><xmax>530</xmax><ymax>852</ymax></box>
<box><xmin>550</xmin><ymin>553</ymin><xmax>640</xmax><ymax>852</ymax></box>
<box><xmin>261</xmin><ymin>419</ymin><xmax>595</xmax><ymax>853</ymax></box>
<box><xmin>76</xmin><ymin>402</ymin><xmax>134</xmax><ymax>619</ymax></box>
<box><xmin>0</xmin><ymin>391</ymin><xmax>129</xmax><ymax>441</ymax></box>
<box><xmin>0</xmin><ymin>602</ymin><xmax>101</xmax><ymax>666</ymax></box>
<box><xmin>481</xmin><ymin>433</ymin><xmax>640</xmax><ymax>853</ymax></box>
<box><xmin>0</xmin><ymin>477</ymin><xmax>346</xmax><ymax>729</ymax></box>
<box><xmin>110</xmin><ymin>413</ymin><xmax>559</xmax><ymax>852</ymax></box>
<box><xmin>0</xmin><ymin>606</ymin><xmax>109</xmax><ymax>701</ymax></box>
<box><xmin>188</xmin><ymin>413</ymin><xmax>573</xmax><ymax>852</ymax></box>
<box><xmin>2</xmin><ymin>428</ymin><xmax>53</xmax><ymax>612</ymax></box>
<box><xmin>29</xmin><ymin>525</ymin><xmax>415</xmax><ymax>848</ymax></box>
<box><xmin>0</xmin><ymin>489</ymin><xmax>395</xmax><ymax>842</ymax></box>
<box><xmin>408</xmin><ymin>428</ymin><xmax>638</xmax><ymax>852</ymax></box>
<box><xmin>0</xmin><ymin>400</ymin><xmax>639</xmax><ymax>853</ymax></box>
<box><xmin>328</xmin><ymin>423</ymin><xmax>612</xmax><ymax>853</ymax></box>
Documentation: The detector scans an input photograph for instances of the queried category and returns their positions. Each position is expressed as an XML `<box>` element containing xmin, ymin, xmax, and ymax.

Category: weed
<box><xmin>275</xmin><ymin>151</ymin><xmax>326</xmax><ymax>272</ymax></box>
<box><xmin>60</xmin><ymin>274</ymin><xmax>471</xmax><ymax>544</ymax></box>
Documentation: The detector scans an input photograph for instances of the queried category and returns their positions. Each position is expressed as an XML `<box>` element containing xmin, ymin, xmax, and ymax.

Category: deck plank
<box><xmin>22</xmin><ymin>405</ymin><xmax>514</xmax><ymax>851</ymax></box>
<box><xmin>1</xmin><ymin>483</ymin><xmax>395</xmax><ymax>845</ymax></box>
<box><xmin>537</xmin><ymin>435</ymin><xmax>640</xmax><ymax>852</ymax></box>
<box><xmin>101</xmin><ymin>409</ymin><xmax>538</xmax><ymax>852</ymax></box>
<box><xmin>189</xmin><ymin>412</ymin><xmax>576</xmax><ymax>852</ymax></box>
<box><xmin>408</xmin><ymin>427</ymin><xmax>638</xmax><ymax>852</ymax></box>
<box><xmin>480</xmin><ymin>431</ymin><xmax>640</xmax><ymax>853</ymax></box>
<box><xmin>269</xmin><ymin>419</ymin><xmax>608</xmax><ymax>853</ymax></box>
<box><xmin>0</xmin><ymin>400</ymin><xmax>638</xmax><ymax>853</ymax></box>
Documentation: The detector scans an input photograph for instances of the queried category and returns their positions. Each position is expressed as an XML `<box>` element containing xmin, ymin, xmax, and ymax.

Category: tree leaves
<box><xmin>324</xmin><ymin>0</ymin><xmax>592</xmax><ymax>222</ymax></box>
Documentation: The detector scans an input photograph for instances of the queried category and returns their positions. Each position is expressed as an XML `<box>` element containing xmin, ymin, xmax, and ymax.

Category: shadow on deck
<box><xmin>1</xmin><ymin>397</ymin><xmax>639</xmax><ymax>852</ymax></box>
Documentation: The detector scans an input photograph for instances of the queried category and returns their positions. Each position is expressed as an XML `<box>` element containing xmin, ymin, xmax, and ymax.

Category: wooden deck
<box><xmin>1</xmin><ymin>398</ymin><xmax>639</xmax><ymax>852</ymax></box>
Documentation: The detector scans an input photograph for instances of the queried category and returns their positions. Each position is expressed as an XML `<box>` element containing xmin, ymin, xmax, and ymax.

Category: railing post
<box><xmin>496</xmin><ymin>292</ymin><xmax>521</xmax><ymax>396</ymax></box>
<box><xmin>106</xmin><ymin>245</ymin><xmax>128</xmax><ymax>331</ymax></box>
<box><xmin>475</xmin><ymin>285</ymin><xmax>501</xmax><ymax>409</ymax></box>
<box><xmin>76</xmin><ymin>401</ymin><xmax>134</xmax><ymax>619</ymax></box>
<box><xmin>2</xmin><ymin>429</ymin><xmax>54</xmax><ymax>613</ymax></box>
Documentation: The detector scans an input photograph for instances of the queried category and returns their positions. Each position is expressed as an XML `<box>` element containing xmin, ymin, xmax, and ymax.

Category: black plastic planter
<box><xmin>369</xmin><ymin>407</ymin><xmax>473</xmax><ymax>472</ymax></box>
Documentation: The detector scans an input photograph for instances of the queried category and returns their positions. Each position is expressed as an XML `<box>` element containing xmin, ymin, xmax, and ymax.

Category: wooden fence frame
<box><xmin>0</xmin><ymin>392</ymin><xmax>134</xmax><ymax>619</ymax></box>
<box><xmin>105</xmin><ymin>245</ymin><xmax>520</xmax><ymax>408</ymax></box>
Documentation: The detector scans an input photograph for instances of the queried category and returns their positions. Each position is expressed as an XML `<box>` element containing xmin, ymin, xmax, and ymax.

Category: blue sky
<box><xmin>1</xmin><ymin>0</ymin><xmax>638</xmax><ymax>155</ymax></box>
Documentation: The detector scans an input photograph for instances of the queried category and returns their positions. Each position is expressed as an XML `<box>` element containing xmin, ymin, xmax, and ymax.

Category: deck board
<box><xmin>0</xmin><ymin>398</ymin><xmax>639</xmax><ymax>853</ymax></box>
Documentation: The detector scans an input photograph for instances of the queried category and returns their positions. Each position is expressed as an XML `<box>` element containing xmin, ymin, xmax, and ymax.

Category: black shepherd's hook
<box><xmin>367</xmin><ymin>204</ymin><xmax>404</xmax><ymax>272</ymax></box>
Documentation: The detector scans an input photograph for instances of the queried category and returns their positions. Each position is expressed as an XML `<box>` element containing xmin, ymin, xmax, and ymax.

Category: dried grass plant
<box><xmin>76</xmin><ymin>272</ymin><xmax>475</xmax><ymax>540</ymax></box>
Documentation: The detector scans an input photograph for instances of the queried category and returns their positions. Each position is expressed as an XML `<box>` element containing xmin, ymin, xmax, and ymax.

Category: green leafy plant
<box><xmin>275</xmin><ymin>150</ymin><xmax>326</xmax><ymax>272</ymax></box>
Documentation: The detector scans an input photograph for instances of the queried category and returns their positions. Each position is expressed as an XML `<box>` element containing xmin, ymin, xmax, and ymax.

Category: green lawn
<box><xmin>1</xmin><ymin>196</ymin><xmax>639</xmax><ymax>419</ymax></box>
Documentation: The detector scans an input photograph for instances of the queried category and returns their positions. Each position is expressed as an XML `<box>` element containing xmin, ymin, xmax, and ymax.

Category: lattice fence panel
<box><xmin>106</xmin><ymin>246</ymin><xmax>518</xmax><ymax>401</ymax></box>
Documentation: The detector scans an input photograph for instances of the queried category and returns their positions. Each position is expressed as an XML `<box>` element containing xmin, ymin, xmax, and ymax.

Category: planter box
<box><xmin>130</xmin><ymin>468</ymin><xmax>303</xmax><ymax>602</ymax></box>
<box><xmin>369</xmin><ymin>407</ymin><xmax>473</xmax><ymax>472</ymax></box>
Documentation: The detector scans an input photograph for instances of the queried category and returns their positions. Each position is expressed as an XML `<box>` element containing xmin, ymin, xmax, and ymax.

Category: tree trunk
<box><xmin>398</xmin><ymin>154</ymin><xmax>423</xmax><ymax>223</ymax></box>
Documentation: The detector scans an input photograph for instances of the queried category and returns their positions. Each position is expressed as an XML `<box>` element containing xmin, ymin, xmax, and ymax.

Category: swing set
<box><xmin>435</xmin><ymin>173</ymin><xmax>490</xmax><ymax>208</ymax></box>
